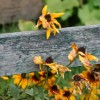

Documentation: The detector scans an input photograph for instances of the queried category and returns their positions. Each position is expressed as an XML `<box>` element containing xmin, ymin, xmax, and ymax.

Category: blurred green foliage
<box><xmin>0</xmin><ymin>0</ymin><xmax>100</xmax><ymax>33</ymax></box>
<box><xmin>45</xmin><ymin>0</ymin><xmax>100</xmax><ymax>26</ymax></box>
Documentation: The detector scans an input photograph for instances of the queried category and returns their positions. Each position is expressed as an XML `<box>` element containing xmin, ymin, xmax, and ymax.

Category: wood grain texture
<box><xmin>0</xmin><ymin>25</ymin><xmax>100</xmax><ymax>76</ymax></box>
<box><xmin>0</xmin><ymin>0</ymin><xmax>43</xmax><ymax>24</ymax></box>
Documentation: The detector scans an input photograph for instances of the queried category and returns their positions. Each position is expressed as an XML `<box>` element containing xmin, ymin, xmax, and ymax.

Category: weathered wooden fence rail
<box><xmin>0</xmin><ymin>25</ymin><xmax>100</xmax><ymax>76</ymax></box>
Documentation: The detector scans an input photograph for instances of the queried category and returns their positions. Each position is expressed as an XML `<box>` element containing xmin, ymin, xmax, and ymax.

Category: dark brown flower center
<box><xmin>45</xmin><ymin>14</ymin><xmax>51</xmax><ymax>22</ymax></box>
<box><xmin>52</xmin><ymin>85</ymin><xmax>58</xmax><ymax>90</ymax></box>
<box><xmin>87</xmin><ymin>72</ymin><xmax>95</xmax><ymax>82</ymax></box>
<box><xmin>73</xmin><ymin>75</ymin><xmax>82</xmax><ymax>81</ymax></box>
<box><xmin>32</xmin><ymin>75</ymin><xmax>39</xmax><ymax>81</ymax></box>
<box><xmin>45</xmin><ymin>56</ymin><xmax>53</xmax><ymax>63</ymax></box>
<box><xmin>21</xmin><ymin>73</ymin><xmax>26</xmax><ymax>78</ymax></box>
<box><xmin>63</xmin><ymin>91</ymin><xmax>71</xmax><ymax>97</ymax></box>
<box><xmin>78</xmin><ymin>47</ymin><xmax>85</xmax><ymax>54</ymax></box>
<box><xmin>93</xmin><ymin>67</ymin><xmax>100</xmax><ymax>72</ymax></box>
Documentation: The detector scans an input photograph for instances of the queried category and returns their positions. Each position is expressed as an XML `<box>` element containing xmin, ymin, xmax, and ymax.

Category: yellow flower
<box><xmin>72</xmin><ymin>74</ymin><xmax>90</xmax><ymax>94</ymax></box>
<box><xmin>28</xmin><ymin>72</ymin><xmax>40</xmax><ymax>85</ymax></box>
<box><xmin>44</xmin><ymin>57</ymin><xmax>71</xmax><ymax>78</ymax></box>
<box><xmin>12</xmin><ymin>73</ymin><xmax>28</xmax><ymax>89</ymax></box>
<box><xmin>68</xmin><ymin>43</ymin><xmax>98</xmax><ymax>70</ymax></box>
<box><xmin>38</xmin><ymin>70</ymin><xmax>56</xmax><ymax>89</ymax></box>
<box><xmin>36</xmin><ymin>5</ymin><xmax>64</xmax><ymax>39</ymax></box>
<box><xmin>62</xmin><ymin>87</ymin><xmax>75</xmax><ymax>100</ymax></box>
<box><xmin>44</xmin><ymin>70</ymin><xmax>56</xmax><ymax>89</ymax></box>
<box><xmin>48</xmin><ymin>84</ymin><xmax>61</xmax><ymax>96</ymax></box>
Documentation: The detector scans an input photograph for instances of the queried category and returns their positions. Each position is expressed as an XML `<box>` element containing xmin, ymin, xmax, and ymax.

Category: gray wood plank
<box><xmin>0</xmin><ymin>25</ymin><xmax>100</xmax><ymax>76</ymax></box>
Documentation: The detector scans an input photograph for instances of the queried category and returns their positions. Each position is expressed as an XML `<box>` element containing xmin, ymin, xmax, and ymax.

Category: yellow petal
<box><xmin>42</xmin><ymin>5</ymin><xmax>47</xmax><ymax>15</ymax></box>
<box><xmin>51</xmin><ymin>13</ymin><xmax>64</xmax><ymax>19</ymax></box>
<box><xmin>51</xmin><ymin>24</ymin><xmax>59</xmax><ymax>36</ymax></box>
<box><xmin>70</xmin><ymin>95</ymin><xmax>76</xmax><ymax>100</ymax></box>
<box><xmin>14</xmin><ymin>78</ymin><xmax>21</xmax><ymax>85</ymax></box>
<box><xmin>12</xmin><ymin>74</ymin><xmax>21</xmax><ymax>78</ymax></box>
<box><xmin>86</xmin><ymin>93</ymin><xmax>99</xmax><ymax>100</ymax></box>
<box><xmin>53</xmin><ymin>19</ymin><xmax>61</xmax><ymax>28</ymax></box>
<box><xmin>21</xmin><ymin>79</ymin><xmax>28</xmax><ymax>89</ymax></box>
<box><xmin>46</xmin><ymin>28</ymin><xmax>51</xmax><ymax>39</ymax></box>
<box><xmin>1</xmin><ymin>76</ymin><xmax>9</xmax><ymax>80</ymax></box>
<box><xmin>85</xmin><ymin>53</ymin><xmax>99</xmax><ymax>62</ymax></box>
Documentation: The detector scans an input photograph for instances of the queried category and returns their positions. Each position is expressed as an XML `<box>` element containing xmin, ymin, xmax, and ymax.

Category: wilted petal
<box><xmin>71</xmin><ymin>43</ymin><xmax>78</xmax><ymax>52</ymax></box>
<box><xmin>53</xmin><ymin>19</ymin><xmax>61</xmax><ymax>28</ymax></box>
<box><xmin>36</xmin><ymin>20</ymin><xmax>42</xmax><ymax>28</ymax></box>
<box><xmin>46</xmin><ymin>28</ymin><xmax>51</xmax><ymax>39</ymax></box>
<box><xmin>57</xmin><ymin>64</ymin><xmax>71</xmax><ymax>78</ymax></box>
<box><xmin>79</xmin><ymin>55</ymin><xmax>91</xmax><ymax>70</ymax></box>
<box><xmin>85</xmin><ymin>53</ymin><xmax>99</xmax><ymax>62</ymax></box>
<box><xmin>33</xmin><ymin>56</ymin><xmax>44</xmax><ymax>64</ymax></box>
<box><xmin>51</xmin><ymin>24</ymin><xmax>59</xmax><ymax>36</ymax></box>
<box><xmin>68</xmin><ymin>49</ymin><xmax>77</xmax><ymax>62</ymax></box>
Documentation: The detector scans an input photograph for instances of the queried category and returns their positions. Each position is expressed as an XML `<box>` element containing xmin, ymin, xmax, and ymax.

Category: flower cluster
<box><xmin>11</xmin><ymin>42</ymin><xmax>100</xmax><ymax>100</ymax></box>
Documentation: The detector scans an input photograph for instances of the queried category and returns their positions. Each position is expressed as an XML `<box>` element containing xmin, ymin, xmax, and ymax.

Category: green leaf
<box><xmin>46</xmin><ymin>0</ymin><xmax>79</xmax><ymax>12</ymax></box>
<box><xmin>35</xmin><ymin>96</ymin><xmax>41</xmax><ymax>100</ymax></box>
<box><xmin>25</xmin><ymin>88</ymin><xmax>34</xmax><ymax>96</ymax></box>
<box><xmin>9</xmin><ymin>83</ymin><xmax>19</xmax><ymax>98</ymax></box>
<box><xmin>18</xmin><ymin>19</ymin><xmax>37</xmax><ymax>31</ymax></box>
<box><xmin>88</xmin><ymin>0</ymin><xmax>100</xmax><ymax>7</ymax></box>
<box><xmin>61</xmin><ymin>10</ymin><xmax>73</xmax><ymax>20</ymax></box>
<box><xmin>78</xmin><ymin>5</ymin><xmax>100</xmax><ymax>25</ymax></box>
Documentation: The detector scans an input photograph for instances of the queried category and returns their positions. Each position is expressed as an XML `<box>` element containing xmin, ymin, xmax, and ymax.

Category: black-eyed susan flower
<box><xmin>28</xmin><ymin>72</ymin><xmax>40</xmax><ymax>85</ymax></box>
<box><xmin>82</xmin><ymin>69</ymin><xmax>100</xmax><ymax>86</ymax></box>
<box><xmin>44</xmin><ymin>70</ymin><xmax>56</xmax><ymax>89</ymax></box>
<box><xmin>44</xmin><ymin>56</ymin><xmax>71</xmax><ymax>78</ymax></box>
<box><xmin>38</xmin><ymin>70</ymin><xmax>56</xmax><ymax>89</ymax></box>
<box><xmin>72</xmin><ymin>74</ymin><xmax>90</xmax><ymax>94</ymax></box>
<box><xmin>68</xmin><ymin>43</ymin><xmax>98</xmax><ymax>70</ymax></box>
<box><xmin>92</xmin><ymin>64</ymin><xmax>100</xmax><ymax>82</ymax></box>
<box><xmin>62</xmin><ymin>87</ymin><xmax>75</xmax><ymax>100</ymax></box>
<box><xmin>12</xmin><ymin>73</ymin><xmax>28</xmax><ymax>89</ymax></box>
<box><xmin>36</xmin><ymin>5</ymin><xmax>64</xmax><ymax>39</ymax></box>
<box><xmin>48</xmin><ymin>84</ymin><xmax>61</xmax><ymax>96</ymax></box>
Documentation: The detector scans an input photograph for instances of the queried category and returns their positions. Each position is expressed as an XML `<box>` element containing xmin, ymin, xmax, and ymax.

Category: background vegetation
<box><xmin>0</xmin><ymin>0</ymin><xmax>100</xmax><ymax>33</ymax></box>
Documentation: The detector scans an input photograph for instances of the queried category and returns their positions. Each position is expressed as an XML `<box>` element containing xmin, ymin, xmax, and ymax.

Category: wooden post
<box><xmin>0</xmin><ymin>0</ymin><xmax>43</xmax><ymax>24</ymax></box>
<box><xmin>0</xmin><ymin>25</ymin><xmax>100</xmax><ymax>76</ymax></box>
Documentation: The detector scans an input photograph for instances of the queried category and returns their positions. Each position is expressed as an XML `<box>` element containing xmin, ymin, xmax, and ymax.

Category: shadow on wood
<box><xmin>0</xmin><ymin>25</ymin><xmax>100</xmax><ymax>76</ymax></box>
